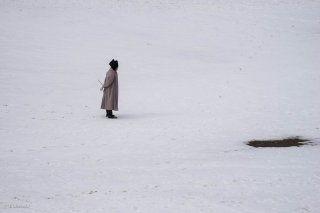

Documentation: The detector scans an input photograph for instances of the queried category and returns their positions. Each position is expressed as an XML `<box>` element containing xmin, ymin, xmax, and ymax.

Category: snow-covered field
<box><xmin>1</xmin><ymin>0</ymin><xmax>320</xmax><ymax>212</ymax></box>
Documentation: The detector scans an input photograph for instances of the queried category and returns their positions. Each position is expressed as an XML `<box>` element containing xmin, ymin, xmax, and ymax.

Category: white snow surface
<box><xmin>1</xmin><ymin>0</ymin><xmax>320</xmax><ymax>212</ymax></box>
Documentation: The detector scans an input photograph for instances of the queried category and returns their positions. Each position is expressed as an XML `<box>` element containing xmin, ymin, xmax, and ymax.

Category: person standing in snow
<box><xmin>100</xmin><ymin>59</ymin><xmax>119</xmax><ymax>119</ymax></box>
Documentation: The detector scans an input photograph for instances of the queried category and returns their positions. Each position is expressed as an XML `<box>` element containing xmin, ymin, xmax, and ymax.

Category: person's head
<box><xmin>109</xmin><ymin>59</ymin><xmax>119</xmax><ymax>71</ymax></box>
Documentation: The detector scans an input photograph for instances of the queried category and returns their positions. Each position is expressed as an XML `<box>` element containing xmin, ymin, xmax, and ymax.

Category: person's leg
<box><xmin>106</xmin><ymin>110</ymin><xmax>111</xmax><ymax>117</ymax></box>
<box><xmin>108</xmin><ymin>110</ymin><xmax>117</xmax><ymax>119</ymax></box>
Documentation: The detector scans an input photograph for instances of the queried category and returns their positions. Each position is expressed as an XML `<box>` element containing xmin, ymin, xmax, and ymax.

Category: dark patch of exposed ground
<box><xmin>247</xmin><ymin>137</ymin><xmax>310</xmax><ymax>148</ymax></box>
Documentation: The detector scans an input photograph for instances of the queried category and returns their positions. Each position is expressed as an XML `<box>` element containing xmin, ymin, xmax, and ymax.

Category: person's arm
<box><xmin>103</xmin><ymin>71</ymin><xmax>115</xmax><ymax>88</ymax></box>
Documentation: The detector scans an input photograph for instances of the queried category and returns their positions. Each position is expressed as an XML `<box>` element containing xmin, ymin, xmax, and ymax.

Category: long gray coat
<box><xmin>101</xmin><ymin>68</ymin><xmax>118</xmax><ymax>110</ymax></box>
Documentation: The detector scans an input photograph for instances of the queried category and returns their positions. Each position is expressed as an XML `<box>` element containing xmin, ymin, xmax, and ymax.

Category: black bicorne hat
<box><xmin>109</xmin><ymin>59</ymin><xmax>118</xmax><ymax>70</ymax></box>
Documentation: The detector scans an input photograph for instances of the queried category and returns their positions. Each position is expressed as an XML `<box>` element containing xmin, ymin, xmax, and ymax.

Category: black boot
<box><xmin>107</xmin><ymin>110</ymin><xmax>117</xmax><ymax>119</ymax></box>
<box><xmin>106</xmin><ymin>110</ymin><xmax>111</xmax><ymax>117</ymax></box>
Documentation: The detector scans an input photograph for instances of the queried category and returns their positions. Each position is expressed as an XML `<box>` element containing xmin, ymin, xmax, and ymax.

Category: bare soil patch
<box><xmin>247</xmin><ymin>137</ymin><xmax>310</xmax><ymax>148</ymax></box>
